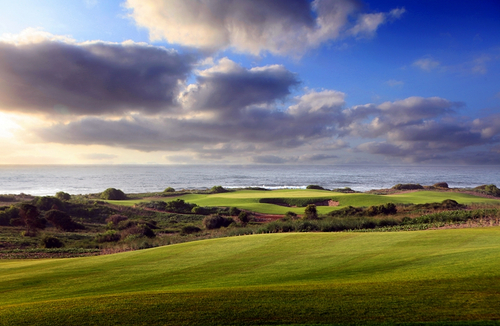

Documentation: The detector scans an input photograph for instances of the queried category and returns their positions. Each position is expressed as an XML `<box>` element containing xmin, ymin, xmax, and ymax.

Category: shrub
<box><xmin>100</xmin><ymin>188</ymin><xmax>127</xmax><ymax>200</ymax></box>
<box><xmin>33</xmin><ymin>196</ymin><xmax>65</xmax><ymax>211</ymax></box>
<box><xmin>331</xmin><ymin>187</ymin><xmax>355</xmax><ymax>193</ymax></box>
<box><xmin>202</xmin><ymin>215</ymin><xmax>233</xmax><ymax>229</ymax></box>
<box><xmin>304</xmin><ymin>204</ymin><xmax>318</xmax><ymax>220</ymax></box>
<box><xmin>366</xmin><ymin>203</ymin><xmax>397</xmax><ymax>216</ymax></box>
<box><xmin>17</xmin><ymin>203</ymin><xmax>46</xmax><ymax>233</ymax></box>
<box><xmin>120</xmin><ymin>223</ymin><xmax>156</xmax><ymax>239</ymax></box>
<box><xmin>482</xmin><ymin>184</ymin><xmax>500</xmax><ymax>197</ymax></box>
<box><xmin>229</xmin><ymin>207</ymin><xmax>241</xmax><ymax>216</ymax></box>
<box><xmin>106</xmin><ymin>214</ymin><xmax>128</xmax><ymax>225</ymax></box>
<box><xmin>327</xmin><ymin>206</ymin><xmax>364</xmax><ymax>218</ymax></box>
<box><xmin>433</xmin><ymin>182</ymin><xmax>449</xmax><ymax>188</ymax></box>
<box><xmin>210</xmin><ymin>185</ymin><xmax>227</xmax><ymax>193</ymax></box>
<box><xmin>41</xmin><ymin>236</ymin><xmax>64</xmax><ymax>248</ymax></box>
<box><xmin>55</xmin><ymin>191</ymin><xmax>71</xmax><ymax>201</ymax></box>
<box><xmin>306</xmin><ymin>185</ymin><xmax>325</xmax><ymax>190</ymax></box>
<box><xmin>164</xmin><ymin>187</ymin><xmax>175</xmax><ymax>193</ymax></box>
<box><xmin>296</xmin><ymin>221</ymin><xmax>319</xmax><ymax>232</ymax></box>
<box><xmin>238</xmin><ymin>211</ymin><xmax>250</xmax><ymax>225</ymax></box>
<box><xmin>284</xmin><ymin>211</ymin><xmax>298</xmax><ymax>219</ymax></box>
<box><xmin>181</xmin><ymin>225</ymin><xmax>201</xmax><ymax>234</ymax></box>
<box><xmin>392</xmin><ymin>184</ymin><xmax>424</xmax><ymax>190</ymax></box>
<box><xmin>140</xmin><ymin>200</ymin><xmax>167</xmax><ymax>211</ymax></box>
<box><xmin>96</xmin><ymin>230</ymin><xmax>121</xmax><ymax>243</ymax></box>
<box><xmin>0</xmin><ymin>206</ymin><xmax>19</xmax><ymax>226</ymax></box>
<box><xmin>165</xmin><ymin>199</ymin><xmax>197</xmax><ymax>213</ymax></box>
<box><xmin>45</xmin><ymin>209</ymin><xmax>84</xmax><ymax>231</ymax></box>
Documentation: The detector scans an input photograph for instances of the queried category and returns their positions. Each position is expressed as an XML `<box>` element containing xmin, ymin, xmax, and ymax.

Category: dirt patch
<box><xmin>314</xmin><ymin>200</ymin><xmax>339</xmax><ymax>206</ymax></box>
<box><xmin>429</xmin><ymin>217</ymin><xmax>500</xmax><ymax>230</ymax></box>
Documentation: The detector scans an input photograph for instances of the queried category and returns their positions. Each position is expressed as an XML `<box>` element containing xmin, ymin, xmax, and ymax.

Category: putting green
<box><xmin>108</xmin><ymin>189</ymin><xmax>500</xmax><ymax>214</ymax></box>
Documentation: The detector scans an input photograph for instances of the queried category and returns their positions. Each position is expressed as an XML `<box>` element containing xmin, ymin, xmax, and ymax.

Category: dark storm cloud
<box><xmin>34</xmin><ymin>86</ymin><xmax>347</xmax><ymax>154</ymax></box>
<box><xmin>0</xmin><ymin>38</ymin><xmax>195</xmax><ymax>115</ymax></box>
<box><xmin>351</xmin><ymin>99</ymin><xmax>500</xmax><ymax>163</ymax></box>
<box><xmin>181</xmin><ymin>59</ymin><xmax>299</xmax><ymax>116</ymax></box>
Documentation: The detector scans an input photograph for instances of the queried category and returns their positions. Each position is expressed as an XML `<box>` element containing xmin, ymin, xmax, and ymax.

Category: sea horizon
<box><xmin>1</xmin><ymin>164</ymin><xmax>499</xmax><ymax>196</ymax></box>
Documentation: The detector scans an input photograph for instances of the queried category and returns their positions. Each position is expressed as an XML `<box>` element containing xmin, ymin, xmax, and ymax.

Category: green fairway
<box><xmin>1</xmin><ymin>228</ymin><xmax>500</xmax><ymax>325</ymax></box>
<box><xmin>108</xmin><ymin>189</ymin><xmax>500</xmax><ymax>214</ymax></box>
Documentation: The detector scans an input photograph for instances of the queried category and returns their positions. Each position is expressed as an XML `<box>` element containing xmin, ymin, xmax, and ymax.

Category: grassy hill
<box><xmin>108</xmin><ymin>189</ymin><xmax>500</xmax><ymax>214</ymax></box>
<box><xmin>1</xmin><ymin>228</ymin><xmax>500</xmax><ymax>325</ymax></box>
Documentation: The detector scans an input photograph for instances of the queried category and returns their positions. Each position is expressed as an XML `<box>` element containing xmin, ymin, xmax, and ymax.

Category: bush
<box><xmin>306</xmin><ymin>185</ymin><xmax>325</xmax><ymax>190</ymax></box>
<box><xmin>100</xmin><ymin>188</ymin><xmax>127</xmax><ymax>200</ymax></box>
<box><xmin>392</xmin><ymin>184</ymin><xmax>424</xmax><ymax>190</ymax></box>
<box><xmin>366</xmin><ymin>203</ymin><xmax>397</xmax><ymax>216</ymax></box>
<box><xmin>45</xmin><ymin>209</ymin><xmax>84</xmax><ymax>231</ymax></box>
<box><xmin>433</xmin><ymin>182</ymin><xmax>449</xmax><ymax>188</ymax></box>
<box><xmin>202</xmin><ymin>215</ymin><xmax>233</xmax><ymax>229</ymax></box>
<box><xmin>229</xmin><ymin>207</ymin><xmax>241</xmax><ymax>216</ymax></box>
<box><xmin>328</xmin><ymin>206</ymin><xmax>364</xmax><ymax>218</ymax></box>
<box><xmin>210</xmin><ymin>185</ymin><xmax>227</xmax><ymax>193</ymax></box>
<box><xmin>0</xmin><ymin>206</ymin><xmax>19</xmax><ymax>226</ymax></box>
<box><xmin>238</xmin><ymin>211</ymin><xmax>250</xmax><ymax>225</ymax></box>
<box><xmin>304</xmin><ymin>204</ymin><xmax>318</xmax><ymax>219</ymax></box>
<box><xmin>33</xmin><ymin>196</ymin><xmax>65</xmax><ymax>211</ymax></box>
<box><xmin>106</xmin><ymin>214</ymin><xmax>128</xmax><ymax>225</ymax></box>
<box><xmin>17</xmin><ymin>203</ymin><xmax>46</xmax><ymax>232</ymax></box>
<box><xmin>181</xmin><ymin>225</ymin><xmax>201</xmax><ymax>234</ymax></box>
<box><xmin>331</xmin><ymin>187</ymin><xmax>355</xmax><ymax>193</ymax></box>
<box><xmin>477</xmin><ymin>184</ymin><xmax>500</xmax><ymax>197</ymax></box>
<box><xmin>284</xmin><ymin>211</ymin><xmax>298</xmax><ymax>219</ymax></box>
<box><xmin>120</xmin><ymin>223</ymin><xmax>156</xmax><ymax>239</ymax></box>
<box><xmin>55</xmin><ymin>191</ymin><xmax>71</xmax><ymax>201</ymax></box>
<box><xmin>41</xmin><ymin>236</ymin><xmax>64</xmax><ymax>248</ymax></box>
<box><xmin>96</xmin><ymin>230</ymin><xmax>121</xmax><ymax>243</ymax></box>
<box><xmin>164</xmin><ymin>187</ymin><xmax>175</xmax><ymax>193</ymax></box>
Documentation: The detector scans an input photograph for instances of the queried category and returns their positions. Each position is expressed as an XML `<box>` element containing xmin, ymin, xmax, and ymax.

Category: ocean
<box><xmin>0</xmin><ymin>164</ymin><xmax>499</xmax><ymax>196</ymax></box>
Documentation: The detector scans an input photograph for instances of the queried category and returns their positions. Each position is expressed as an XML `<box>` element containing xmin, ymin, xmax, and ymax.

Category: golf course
<box><xmin>107</xmin><ymin>188</ymin><xmax>500</xmax><ymax>215</ymax></box>
<box><xmin>2</xmin><ymin>187</ymin><xmax>500</xmax><ymax>325</ymax></box>
<box><xmin>1</xmin><ymin>228</ymin><xmax>500</xmax><ymax>325</ymax></box>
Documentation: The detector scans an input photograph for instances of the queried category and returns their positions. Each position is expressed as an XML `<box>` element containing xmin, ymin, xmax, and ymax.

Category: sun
<box><xmin>0</xmin><ymin>112</ymin><xmax>21</xmax><ymax>138</ymax></box>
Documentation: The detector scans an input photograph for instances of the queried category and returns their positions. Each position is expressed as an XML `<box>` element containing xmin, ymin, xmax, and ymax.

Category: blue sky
<box><xmin>0</xmin><ymin>0</ymin><xmax>499</xmax><ymax>165</ymax></box>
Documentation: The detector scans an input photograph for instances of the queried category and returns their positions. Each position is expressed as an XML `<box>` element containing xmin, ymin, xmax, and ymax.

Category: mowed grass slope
<box><xmin>109</xmin><ymin>189</ymin><xmax>500</xmax><ymax>214</ymax></box>
<box><xmin>1</xmin><ymin>228</ymin><xmax>500</xmax><ymax>325</ymax></box>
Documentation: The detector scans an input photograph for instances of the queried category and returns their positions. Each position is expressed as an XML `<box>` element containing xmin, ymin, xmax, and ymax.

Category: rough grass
<box><xmin>107</xmin><ymin>189</ymin><xmax>500</xmax><ymax>215</ymax></box>
<box><xmin>1</xmin><ymin>228</ymin><xmax>500</xmax><ymax>325</ymax></box>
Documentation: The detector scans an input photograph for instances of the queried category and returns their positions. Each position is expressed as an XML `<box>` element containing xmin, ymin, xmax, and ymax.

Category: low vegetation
<box><xmin>0</xmin><ymin>184</ymin><xmax>499</xmax><ymax>258</ymax></box>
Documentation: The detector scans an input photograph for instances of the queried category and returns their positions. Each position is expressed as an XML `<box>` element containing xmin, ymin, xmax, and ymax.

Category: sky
<box><xmin>0</xmin><ymin>0</ymin><xmax>499</xmax><ymax>165</ymax></box>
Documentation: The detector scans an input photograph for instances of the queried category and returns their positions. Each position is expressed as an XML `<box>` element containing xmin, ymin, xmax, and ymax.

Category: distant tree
<box><xmin>304</xmin><ymin>204</ymin><xmax>318</xmax><ymax>220</ymax></box>
<box><xmin>55</xmin><ymin>191</ymin><xmax>71</xmax><ymax>201</ymax></box>
<box><xmin>45</xmin><ymin>209</ymin><xmax>84</xmax><ymax>231</ymax></box>
<box><xmin>210</xmin><ymin>186</ymin><xmax>227</xmax><ymax>193</ymax></box>
<box><xmin>33</xmin><ymin>196</ymin><xmax>65</xmax><ymax>211</ymax></box>
<box><xmin>105</xmin><ymin>214</ymin><xmax>128</xmax><ymax>226</ymax></box>
<box><xmin>432</xmin><ymin>182</ymin><xmax>449</xmax><ymax>189</ymax></box>
<box><xmin>306</xmin><ymin>185</ymin><xmax>325</xmax><ymax>190</ymax></box>
<box><xmin>14</xmin><ymin>203</ymin><xmax>46</xmax><ymax>236</ymax></box>
<box><xmin>229</xmin><ymin>207</ymin><xmax>241</xmax><ymax>216</ymax></box>
<box><xmin>238</xmin><ymin>211</ymin><xmax>250</xmax><ymax>225</ymax></box>
<box><xmin>41</xmin><ymin>235</ymin><xmax>64</xmax><ymax>248</ymax></box>
<box><xmin>100</xmin><ymin>188</ymin><xmax>127</xmax><ymax>200</ymax></box>
<box><xmin>164</xmin><ymin>187</ymin><xmax>175</xmax><ymax>193</ymax></box>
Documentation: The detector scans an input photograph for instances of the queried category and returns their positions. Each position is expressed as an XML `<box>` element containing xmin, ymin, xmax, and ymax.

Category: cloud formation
<box><xmin>125</xmin><ymin>0</ymin><xmax>404</xmax><ymax>55</ymax></box>
<box><xmin>0</xmin><ymin>30</ymin><xmax>195</xmax><ymax>116</ymax></box>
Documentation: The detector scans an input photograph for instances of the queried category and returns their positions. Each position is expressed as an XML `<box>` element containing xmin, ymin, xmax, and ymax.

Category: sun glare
<box><xmin>0</xmin><ymin>113</ymin><xmax>21</xmax><ymax>138</ymax></box>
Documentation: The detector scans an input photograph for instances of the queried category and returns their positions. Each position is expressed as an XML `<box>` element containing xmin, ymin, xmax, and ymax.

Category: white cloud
<box><xmin>412</xmin><ymin>57</ymin><xmax>440</xmax><ymax>71</ymax></box>
<box><xmin>124</xmin><ymin>0</ymin><xmax>405</xmax><ymax>56</ymax></box>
